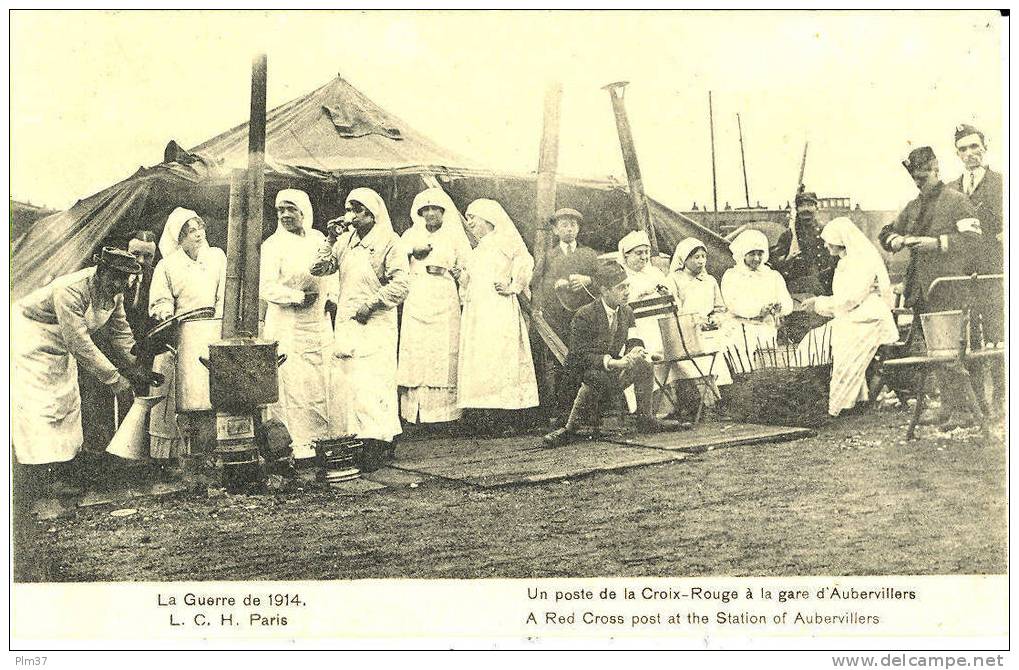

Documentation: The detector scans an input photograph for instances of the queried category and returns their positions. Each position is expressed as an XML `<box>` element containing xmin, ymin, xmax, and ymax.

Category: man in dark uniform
<box><xmin>879</xmin><ymin>146</ymin><xmax>983</xmax><ymax>428</ymax></box>
<box><xmin>542</xmin><ymin>262</ymin><xmax>678</xmax><ymax>447</ymax></box>
<box><xmin>770</xmin><ymin>190</ymin><xmax>838</xmax><ymax>294</ymax></box>
<box><xmin>536</xmin><ymin>208</ymin><xmax>601</xmax><ymax>422</ymax></box>
<box><xmin>948</xmin><ymin>123</ymin><xmax>1005</xmax><ymax>413</ymax></box>
<box><xmin>949</xmin><ymin>124</ymin><xmax>1003</xmax><ymax>273</ymax></box>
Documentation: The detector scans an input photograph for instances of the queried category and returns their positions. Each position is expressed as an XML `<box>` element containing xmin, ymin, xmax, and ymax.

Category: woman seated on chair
<box><xmin>667</xmin><ymin>237</ymin><xmax>734</xmax><ymax>418</ymax></box>
<box><xmin>615</xmin><ymin>230</ymin><xmax>682</xmax><ymax>414</ymax></box>
<box><xmin>721</xmin><ymin>228</ymin><xmax>793</xmax><ymax>371</ymax></box>
<box><xmin>799</xmin><ymin>217</ymin><xmax>898</xmax><ymax>417</ymax></box>
<box><xmin>669</xmin><ymin>237</ymin><xmax>726</xmax><ymax>327</ymax></box>
<box><xmin>542</xmin><ymin>262</ymin><xmax>681</xmax><ymax>447</ymax></box>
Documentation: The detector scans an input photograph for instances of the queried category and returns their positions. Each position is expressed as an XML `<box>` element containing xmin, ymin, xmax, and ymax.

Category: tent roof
<box><xmin>189</xmin><ymin>75</ymin><xmax>478</xmax><ymax>173</ymax></box>
<box><xmin>13</xmin><ymin>75</ymin><xmax>733</xmax><ymax>301</ymax></box>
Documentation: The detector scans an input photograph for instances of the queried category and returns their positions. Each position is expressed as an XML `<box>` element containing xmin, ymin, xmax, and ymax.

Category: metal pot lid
<box><xmin>146</xmin><ymin>306</ymin><xmax>217</xmax><ymax>341</ymax></box>
<box><xmin>211</xmin><ymin>335</ymin><xmax>278</xmax><ymax>346</ymax></box>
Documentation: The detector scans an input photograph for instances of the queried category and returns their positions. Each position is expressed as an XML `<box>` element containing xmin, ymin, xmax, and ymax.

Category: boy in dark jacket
<box><xmin>542</xmin><ymin>262</ymin><xmax>680</xmax><ymax>447</ymax></box>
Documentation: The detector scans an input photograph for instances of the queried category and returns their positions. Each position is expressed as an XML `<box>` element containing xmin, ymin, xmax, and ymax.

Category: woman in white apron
<box><xmin>311</xmin><ymin>187</ymin><xmax>409</xmax><ymax>465</ymax></box>
<box><xmin>667</xmin><ymin>238</ymin><xmax>733</xmax><ymax>410</ymax></box>
<box><xmin>720</xmin><ymin>229</ymin><xmax>793</xmax><ymax>374</ymax></box>
<box><xmin>398</xmin><ymin>188</ymin><xmax>471</xmax><ymax>425</ymax></box>
<box><xmin>148</xmin><ymin>208</ymin><xmax>226</xmax><ymax>461</ymax></box>
<box><xmin>13</xmin><ymin>249</ymin><xmax>151</xmax><ymax>492</ymax></box>
<box><xmin>457</xmin><ymin>199</ymin><xmax>539</xmax><ymax>428</ymax></box>
<box><xmin>799</xmin><ymin>218</ymin><xmax>898</xmax><ymax>416</ymax></box>
<box><xmin>613</xmin><ymin>231</ymin><xmax>676</xmax><ymax>413</ymax></box>
<box><xmin>261</xmin><ymin>189</ymin><xmax>333</xmax><ymax>459</ymax></box>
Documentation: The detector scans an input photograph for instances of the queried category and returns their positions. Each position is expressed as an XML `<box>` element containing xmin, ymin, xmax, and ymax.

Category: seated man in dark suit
<box><xmin>542</xmin><ymin>262</ymin><xmax>681</xmax><ymax>447</ymax></box>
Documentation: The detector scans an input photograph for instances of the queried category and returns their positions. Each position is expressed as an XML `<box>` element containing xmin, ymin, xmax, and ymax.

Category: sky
<box><xmin>10</xmin><ymin>10</ymin><xmax>1004</xmax><ymax>213</ymax></box>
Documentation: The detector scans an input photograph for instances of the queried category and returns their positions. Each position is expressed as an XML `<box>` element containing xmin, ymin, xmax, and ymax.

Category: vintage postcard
<box><xmin>7</xmin><ymin>7</ymin><xmax>1008</xmax><ymax>657</ymax></box>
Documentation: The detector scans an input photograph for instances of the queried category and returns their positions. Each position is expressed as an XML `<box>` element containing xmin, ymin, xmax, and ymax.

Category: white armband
<box><xmin>956</xmin><ymin>218</ymin><xmax>982</xmax><ymax>234</ymax></box>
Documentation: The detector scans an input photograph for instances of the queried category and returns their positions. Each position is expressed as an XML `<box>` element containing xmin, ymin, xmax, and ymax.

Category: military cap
<box><xmin>902</xmin><ymin>146</ymin><xmax>937</xmax><ymax>174</ymax></box>
<box><xmin>794</xmin><ymin>191</ymin><xmax>818</xmax><ymax>207</ymax></box>
<box><xmin>94</xmin><ymin>247</ymin><xmax>143</xmax><ymax>274</ymax></box>
<box><xmin>954</xmin><ymin>123</ymin><xmax>985</xmax><ymax>144</ymax></box>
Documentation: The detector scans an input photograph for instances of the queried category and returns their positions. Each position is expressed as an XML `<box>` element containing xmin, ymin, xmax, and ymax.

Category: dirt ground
<box><xmin>12</xmin><ymin>405</ymin><xmax>1007</xmax><ymax>582</ymax></box>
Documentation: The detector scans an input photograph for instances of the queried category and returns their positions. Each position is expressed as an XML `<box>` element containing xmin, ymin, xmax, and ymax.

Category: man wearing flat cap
<box><xmin>879</xmin><ymin>146</ymin><xmax>983</xmax><ymax>428</ymax></box>
<box><xmin>537</xmin><ymin>207</ymin><xmax>601</xmax><ymax>420</ymax></box>
<box><xmin>13</xmin><ymin>247</ymin><xmax>162</xmax><ymax>494</ymax></box>
<box><xmin>538</xmin><ymin>208</ymin><xmax>601</xmax><ymax>338</ymax></box>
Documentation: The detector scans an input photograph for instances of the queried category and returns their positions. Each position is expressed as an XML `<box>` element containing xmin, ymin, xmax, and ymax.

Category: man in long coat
<box><xmin>878</xmin><ymin>146</ymin><xmax>983</xmax><ymax>429</ymax></box>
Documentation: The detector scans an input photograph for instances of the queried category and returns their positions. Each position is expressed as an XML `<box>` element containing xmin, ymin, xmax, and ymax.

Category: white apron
<box><xmin>329</xmin><ymin>246</ymin><xmax>402</xmax><ymax>442</ymax></box>
<box><xmin>148</xmin><ymin>247</ymin><xmax>226</xmax><ymax>458</ymax></box>
<box><xmin>457</xmin><ymin>237</ymin><xmax>539</xmax><ymax>410</ymax></box>
<box><xmin>13</xmin><ymin>302</ymin><xmax>114</xmax><ymax>465</ymax></box>
<box><xmin>397</xmin><ymin>245</ymin><xmax>462</xmax><ymax>423</ymax></box>
<box><xmin>262</xmin><ymin>235</ymin><xmax>333</xmax><ymax>459</ymax></box>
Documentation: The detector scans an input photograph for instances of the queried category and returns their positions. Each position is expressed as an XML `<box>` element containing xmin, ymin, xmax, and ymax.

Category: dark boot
<box><xmin>357</xmin><ymin>440</ymin><xmax>386</xmax><ymax>473</ymax></box>
<box><xmin>635</xmin><ymin>416</ymin><xmax>688</xmax><ymax>433</ymax></box>
<box><xmin>46</xmin><ymin>462</ymin><xmax>85</xmax><ymax>497</ymax></box>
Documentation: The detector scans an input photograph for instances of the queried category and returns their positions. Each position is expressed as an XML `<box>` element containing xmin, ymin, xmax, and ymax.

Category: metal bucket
<box><xmin>920</xmin><ymin>310</ymin><xmax>966</xmax><ymax>356</ymax></box>
<box><xmin>659</xmin><ymin>312</ymin><xmax>705</xmax><ymax>359</ymax></box>
<box><xmin>176</xmin><ymin>318</ymin><xmax>223</xmax><ymax>411</ymax></box>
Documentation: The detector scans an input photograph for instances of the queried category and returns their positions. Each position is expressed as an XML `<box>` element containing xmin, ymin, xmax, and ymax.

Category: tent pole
<box><xmin>223</xmin><ymin>169</ymin><xmax>246</xmax><ymax>337</ymax></box>
<box><xmin>531</xmin><ymin>82</ymin><xmax>562</xmax><ymax>294</ymax></box>
<box><xmin>603</xmin><ymin>81</ymin><xmax>657</xmax><ymax>254</ymax></box>
<box><xmin>241</xmin><ymin>53</ymin><xmax>267</xmax><ymax>336</ymax></box>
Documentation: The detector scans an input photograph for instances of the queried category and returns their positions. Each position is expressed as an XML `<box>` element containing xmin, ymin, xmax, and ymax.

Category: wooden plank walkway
<box><xmin>394</xmin><ymin>434</ymin><xmax>687</xmax><ymax>488</ymax></box>
<box><xmin>392</xmin><ymin>422</ymin><xmax>812</xmax><ymax>488</ymax></box>
<box><xmin>25</xmin><ymin>423</ymin><xmax>812</xmax><ymax>518</ymax></box>
<box><xmin>602</xmin><ymin>422</ymin><xmax>815</xmax><ymax>453</ymax></box>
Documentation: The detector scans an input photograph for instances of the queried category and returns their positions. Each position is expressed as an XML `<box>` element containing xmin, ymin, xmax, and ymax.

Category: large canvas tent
<box><xmin>12</xmin><ymin>75</ymin><xmax>731</xmax><ymax>302</ymax></box>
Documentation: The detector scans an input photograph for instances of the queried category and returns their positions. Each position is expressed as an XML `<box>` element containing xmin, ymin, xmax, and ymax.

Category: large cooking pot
<box><xmin>176</xmin><ymin>317</ymin><xmax>223</xmax><ymax>411</ymax></box>
<box><xmin>199</xmin><ymin>333</ymin><xmax>286</xmax><ymax>410</ymax></box>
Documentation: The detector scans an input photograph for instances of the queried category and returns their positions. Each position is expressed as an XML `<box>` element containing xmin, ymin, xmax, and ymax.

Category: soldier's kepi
<box><xmin>879</xmin><ymin>145</ymin><xmax>982</xmax><ymax>307</ymax></box>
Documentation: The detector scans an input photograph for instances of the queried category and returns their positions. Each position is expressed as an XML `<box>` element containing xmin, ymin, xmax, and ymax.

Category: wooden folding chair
<box><xmin>629</xmin><ymin>294</ymin><xmax>720</xmax><ymax>424</ymax></box>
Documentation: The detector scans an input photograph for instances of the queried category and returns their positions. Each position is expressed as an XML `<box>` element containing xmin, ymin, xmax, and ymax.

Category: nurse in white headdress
<box><xmin>799</xmin><ymin>217</ymin><xmax>898</xmax><ymax>415</ymax></box>
<box><xmin>720</xmin><ymin>228</ymin><xmax>793</xmax><ymax>371</ymax></box>
<box><xmin>456</xmin><ymin>198</ymin><xmax>539</xmax><ymax>413</ymax></box>
<box><xmin>615</xmin><ymin>230</ymin><xmax>674</xmax><ymax>390</ymax></box>
<box><xmin>260</xmin><ymin>189</ymin><xmax>333</xmax><ymax>459</ymax></box>
<box><xmin>667</xmin><ymin>237</ymin><xmax>733</xmax><ymax>394</ymax></box>
<box><xmin>148</xmin><ymin>208</ymin><xmax>227</xmax><ymax>460</ymax></box>
<box><xmin>398</xmin><ymin>188</ymin><xmax>471</xmax><ymax>424</ymax></box>
<box><xmin>311</xmin><ymin>187</ymin><xmax>409</xmax><ymax>463</ymax></box>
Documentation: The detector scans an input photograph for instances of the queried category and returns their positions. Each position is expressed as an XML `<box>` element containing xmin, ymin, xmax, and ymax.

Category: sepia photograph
<box><xmin>7</xmin><ymin>7</ymin><xmax>1008</xmax><ymax>650</ymax></box>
